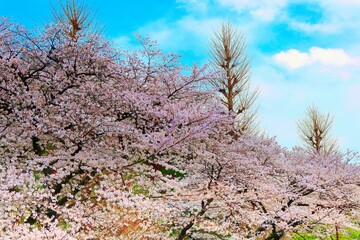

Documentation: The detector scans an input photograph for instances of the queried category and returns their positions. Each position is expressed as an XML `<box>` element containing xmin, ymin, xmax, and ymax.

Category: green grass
<box><xmin>290</xmin><ymin>227</ymin><xmax>360</xmax><ymax>240</ymax></box>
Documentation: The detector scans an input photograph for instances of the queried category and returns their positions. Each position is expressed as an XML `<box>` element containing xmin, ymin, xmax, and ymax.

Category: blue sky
<box><xmin>1</xmin><ymin>0</ymin><xmax>360</xmax><ymax>152</ymax></box>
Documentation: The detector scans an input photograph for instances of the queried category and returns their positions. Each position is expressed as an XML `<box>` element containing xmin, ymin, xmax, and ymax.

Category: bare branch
<box><xmin>297</xmin><ymin>105</ymin><xmax>338</xmax><ymax>155</ymax></box>
<box><xmin>52</xmin><ymin>0</ymin><xmax>98</xmax><ymax>40</ymax></box>
<box><xmin>209</xmin><ymin>21</ymin><xmax>259</xmax><ymax>135</ymax></box>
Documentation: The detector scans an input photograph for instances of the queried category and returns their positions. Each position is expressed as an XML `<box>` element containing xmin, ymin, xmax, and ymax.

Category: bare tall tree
<box><xmin>210</xmin><ymin>22</ymin><xmax>259</xmax><ymax>135</ymax></box>
<box><xmin>53</xmin><ymin>0</ymin><xmax>96</xmax><ymax>40</ymax></box>
<box><xmin>297</xmin><ymin>106</ymin><xmax>338</xmax><ymax>155</ymax></box>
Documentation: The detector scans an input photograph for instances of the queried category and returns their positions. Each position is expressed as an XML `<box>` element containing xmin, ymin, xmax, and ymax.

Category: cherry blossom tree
<box><xmin>0</xmin><ymin>17</ymin><xmax>224</xmax><ymax>239</ymax></box>
<box><xmin>1</xmin><ymin>15</ymin><xmax>359</xmax><ymax>240</ymax></box>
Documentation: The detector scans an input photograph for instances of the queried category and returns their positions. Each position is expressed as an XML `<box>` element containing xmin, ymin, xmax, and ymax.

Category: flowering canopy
<box><xmin>0</xmin><ymin>18</ymin><xmax>359</xmax><ymax>239</ymax></box>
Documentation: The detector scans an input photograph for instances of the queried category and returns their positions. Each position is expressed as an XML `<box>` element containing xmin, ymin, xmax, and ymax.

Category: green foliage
<box><xmin>343</xmin><ymin>228</ymin><xmax>360</xmax><ymax>239</ymax></box>
<box><xmin>36</xmin><ymin>184</ymin><xmax>45</xmax><ymax>190</ymax></box>
<box><xmin>132</xmin><ymin>183</ymin><xmax>149</xmax><ymax>195</ymax></box>
<box><xmin>58</xmin><ymin>220</ymin><xmax>70</xmax><ymax>230</ymax></box>
<box><xmin>159</xmin><ymin>167</ymin><xmax>186</xmax><ymax>179</ymax></box>
<box><xmin>169</xmin><ymin>228</ymin><xmax>181</xmax><ymax>237</ymax></box>
<box><xmin>143</xmin><ymin>153</ymin><xmax>187</xmax><ymax>179</ymax></box>
<box><xmin>186</xmin><ymin>229</ymin><xmax>232</xmax><ymax>239</ymax></box>
<box><xmin>291</xmin><ymin>227</ymin><xmax>360</xmax><ymax>240</ymax></box>
<box><xmin>57</xmin><ymin>196</ymin><xmax>67</xmax><ymax>205</ymax></box>
<box><xmin>291</xmin><ymin>233</ymin><xmax>318</xmax><ymax>240</ymax></box>
<box><xmin>196</xmin><ymin>229</ymin><xmax>232</xmax><ymax>239</ymax></box>
<box><xmin>33</xmin><ymin>170</ymin><xmax>43</xmax><ymax>181</ymax></box>
<box><xmin>19</xmin><ymin>215</ymin><xmax>26</xmax><ymax>224</ymax></box>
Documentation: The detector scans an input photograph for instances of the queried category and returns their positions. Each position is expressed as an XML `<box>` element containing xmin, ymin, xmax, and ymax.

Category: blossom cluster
<box><xmin>0</xmin><ymin>18</ymin><xmax>359</xmax><ymax>239</ymax></box>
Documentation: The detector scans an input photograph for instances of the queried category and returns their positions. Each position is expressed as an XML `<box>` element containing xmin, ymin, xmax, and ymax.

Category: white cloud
<box><xmin>288</xmin><ymin>21</ymin><xmax>339</xmax><ymax>34</ymax></box>
<box><xmin>176</xmin><ymin>0</ymin><xmax>211</xmax><ymax>13</ymax></box>
<box><xmin>273</xmin><ymin>47</ymin><xmax>357</xmax><ymax>70</ymax></box>
<box><xmin>309</xmin><ymin>47</ymin><xmax>352</xmax><ymax>66</ymax></box>
<box><xmin>150</xmin><ymin>29</ymin><xmax>173</xmax><ymax>45</ymax></box>
<box><xmin>178</xmin><ymin>16</ymin><xmax>220</xmax><ymax>38</ymax></box>
<box><xmin>174</xmin><ymin>0</ymin><xmax>360</xmax><ymax>39</ymax></box>
<box><xmin>113</xmin><ymin>36</ymin><xmax>137</xmax><ymax>50</ymax></box>
<box><xmin>211</xmin><ymin>0</ymin><xmax>360</xmax><ymax>35</ymax></box>
<box><xmin>331</xmin><ymin>0</ymin><xmax>360</xmax><ymax>6</ymax></box>
<box><xmin>216</xmin><ymin>0</ymin><xmax>287</xmax><ymax>22</ymax></box>
<box><xmin>251</xmin><ymin>7</ymin><xmax>278</xmax><ymax>22</ymax></box>
<box><xmin>273</xmin><ymin>49</ymin><xmax>311</xmax><ymax>69</ymax></box>
<box><xmin>134</xmin><ymin>16</ymin><xmax>223</xmax><ymax>54</ymax></box>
